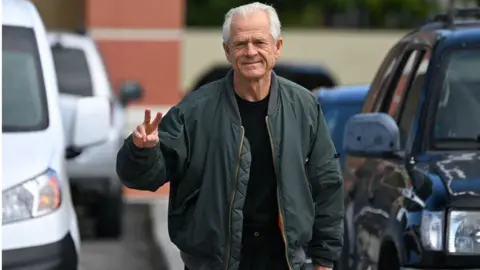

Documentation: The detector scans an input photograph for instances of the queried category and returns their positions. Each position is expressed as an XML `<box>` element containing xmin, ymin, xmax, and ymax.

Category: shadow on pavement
<box><xmin>78</xmin><ymin>203</ymin><xmax>169</xmax><ymax>270</ymax></box>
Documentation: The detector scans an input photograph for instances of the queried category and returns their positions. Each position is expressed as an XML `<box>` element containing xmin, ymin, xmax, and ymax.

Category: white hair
<box><xmin>222</xmin><ymin>2</ymin><xmax>281</xmax><ymax>44</ymax></box>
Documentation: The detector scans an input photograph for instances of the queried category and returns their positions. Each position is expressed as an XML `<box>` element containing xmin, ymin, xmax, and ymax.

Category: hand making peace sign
<box><xmin>132</xmin><ymin>109</ymin><xmax>163</xmax><ymax>148</ymax></box>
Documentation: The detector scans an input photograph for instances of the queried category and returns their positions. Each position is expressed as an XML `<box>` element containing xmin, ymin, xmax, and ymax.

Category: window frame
<box><xmin>362</xmin><ymin>41</ymin><xmax>407</xmax><ymax>113</ymax></box>
<box><xmin>396</xmin><ymin>48</ymin><xmax>432</xmax><ymax>150</ymax></box>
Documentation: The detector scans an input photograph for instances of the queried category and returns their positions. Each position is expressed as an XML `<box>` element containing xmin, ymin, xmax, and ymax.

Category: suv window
<box><xmin>380</xmin><ymin>48</ymin><xmax>427</xmax><ymax>148</ymax></box>
<box><xmin>384</xmin><ymin>50</ymin><xmax>422</xmax><ymax>117</ymax></box>
<box><xmin>363</xmin><ymin>42</ymin><xmax>405</xmax><ymax>112</ymax></box>
<box><xmin>2</xmin><ymin>26</ymin><xmax>49</xmax><ymax>132</ymax></box>
<box><xmin>51</xmin><ymin>47</ymin><xmax>93</xmax><ymax>96</ymax></box>
<box><xmin>397</xmin><ymin>50</ymin><xmax>431</xmax><ymax>148</ymax></box>
<box><xmin>434</xmin><ymin>48</ymin><xmax>480</xmax><ymax>145</ymax></box>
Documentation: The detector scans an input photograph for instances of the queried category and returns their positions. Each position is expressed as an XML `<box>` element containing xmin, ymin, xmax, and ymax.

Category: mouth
<box><xmin>242</xmin><ymin>61</ymin><xmax>262</xmax><ymax>66</ymax></box>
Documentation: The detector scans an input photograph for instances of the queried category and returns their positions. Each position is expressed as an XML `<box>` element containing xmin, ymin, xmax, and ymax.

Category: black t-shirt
<box><xmin>235</xmin><ymin>93</ymin><xmax>279</xmax><ymax>229</ymax></box>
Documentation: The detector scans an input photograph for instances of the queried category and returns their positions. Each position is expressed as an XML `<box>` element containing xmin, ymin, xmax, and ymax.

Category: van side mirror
<box><xmin>118</xmin><ymin>80</ymin><xmax>143</xmax><ymax>106</ymax></box>
<box><xmin>72</xmin><ymin>96</ymin><xmax>110</xmax><ymax>148</ymax></box>
<box><xmin>343</xmin><ymin>113</ymin><xmax>401</xmax><ymax>157</ymax></box>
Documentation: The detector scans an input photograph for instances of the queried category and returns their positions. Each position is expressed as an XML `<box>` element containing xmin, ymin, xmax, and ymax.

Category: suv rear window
<box><xmin>2</xmin><ymin>26</ymin><xmax>49</xmax><ymax>132</ymax></box>
<box><xmin>51</xmin><ymin>47</ymin><xmax>93</xmax><ymax>96</ymax></box>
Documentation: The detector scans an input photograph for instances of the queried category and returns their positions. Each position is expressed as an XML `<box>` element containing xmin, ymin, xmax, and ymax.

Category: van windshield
<box><xmin>434</xmin><ymin>48</ymin><xmax>480</xmax><ymax>147</ymax></box>
<box><xmin>2</xmin><ymin>26</ymin><xmax>49</xmax><ymax>132</ymax></box>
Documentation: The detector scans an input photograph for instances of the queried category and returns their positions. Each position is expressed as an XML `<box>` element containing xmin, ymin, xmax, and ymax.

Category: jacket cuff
<box><xmin>311</xmin><ymin>257</ymin><xmax>334</xmax><ymax>268</ymax></box>
<box><xmin>125</xmin><ymin>135</ymin><xmax>157</xmax><ymax>157</ymax></box>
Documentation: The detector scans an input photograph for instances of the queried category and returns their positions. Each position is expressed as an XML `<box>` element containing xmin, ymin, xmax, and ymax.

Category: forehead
<box><xmin>230</xmin><ymin>11</ymin><xmax>271</xmax><ymax>37</ymax></box>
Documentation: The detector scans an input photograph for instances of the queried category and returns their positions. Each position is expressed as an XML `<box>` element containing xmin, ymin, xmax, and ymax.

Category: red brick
<box><xmin>97</xmin><ymin>40</ymin><xmax>182</xmax><ymax>105</ymax></box>
<box><xmin>86</xmin><ymin>0</ymin><xmax>184</xmax><ymax>29</ymax></box>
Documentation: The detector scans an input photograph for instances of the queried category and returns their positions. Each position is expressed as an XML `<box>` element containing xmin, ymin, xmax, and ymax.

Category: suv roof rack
<box><xmin>431</xmin><ymin>0</ymin><xmax>480</xmax><ymax>27</ymax></box>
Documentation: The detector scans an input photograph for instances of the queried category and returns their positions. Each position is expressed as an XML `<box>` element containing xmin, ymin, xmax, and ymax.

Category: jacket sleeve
<box><xmin>306</xmin><ymin>102</ymin><xmax>344</xmax><ymax>268</ymax></box>
<box><xmin>116</xmin><ymin>106</ymin><xmax>188</xmax><ymax>191</ymax></box>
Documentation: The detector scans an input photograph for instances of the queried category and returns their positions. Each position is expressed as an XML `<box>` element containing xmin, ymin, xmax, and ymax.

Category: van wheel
<box><xmin>95</xmin><ymin>185</ymin><xmax>124</xmax><ymax>239</ymax></box>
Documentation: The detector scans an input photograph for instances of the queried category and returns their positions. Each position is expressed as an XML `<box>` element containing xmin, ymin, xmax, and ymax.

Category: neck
<box><xmin>233</xmin><ymin>72</ymin><xmax>271</xmax><ymax>102</ymax></box>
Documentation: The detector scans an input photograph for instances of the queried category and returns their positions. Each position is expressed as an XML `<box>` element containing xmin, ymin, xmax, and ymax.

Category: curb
<box><xmin>149</xmin><ymin>199</ymin><xmax>184</xmax><ymax>270</ymax></box>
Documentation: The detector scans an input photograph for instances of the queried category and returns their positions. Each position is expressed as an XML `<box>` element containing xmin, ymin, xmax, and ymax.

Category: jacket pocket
<box><xmin>168</xmin><ymin>188</ymin><xmax>200</xmax><ymax>249</ymax></box>
<box><xmin>170</xmin><ymin>188</ymin><xmax>200</xmax><ymax>216</ymax></box>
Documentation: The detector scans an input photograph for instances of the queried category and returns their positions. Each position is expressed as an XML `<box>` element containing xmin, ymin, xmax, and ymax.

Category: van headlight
<box><xmin>448</xmin><ymin>211</ymin><xmax>480</xmax><ymax>254</ymax></box>
<box><xmin>2</xmin><ymin>169</ymin><xmax>62</xmax><ymax>225</ymax></box>
<box><xmin>421</xmin><ymin>210</ymin><xmax>444</xmax><ymax>251</ymax></box>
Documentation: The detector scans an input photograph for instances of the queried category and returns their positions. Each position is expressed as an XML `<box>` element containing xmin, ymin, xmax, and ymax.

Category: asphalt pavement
<box><xmin>78</xmin><ymin>203</ymin><xmax>161</xmax><ymax>270</ymax></box>
<box><xmin>150</xmin><ymin>199</ymin><xmax>184</xmax><ymax>270</ymax></box>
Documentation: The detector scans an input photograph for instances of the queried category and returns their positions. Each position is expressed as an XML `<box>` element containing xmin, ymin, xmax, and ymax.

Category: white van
<box><xmin>2</xmin><ymin>0</ymin><xmax>110</xmax><ymax>268</ymax></box>
<box><xmin>48</xmin><ymin>31</ymin><xmax>143</xmax><ymax>239</ymax></box>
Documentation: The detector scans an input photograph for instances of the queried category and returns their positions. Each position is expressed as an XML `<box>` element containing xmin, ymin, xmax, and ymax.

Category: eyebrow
<box><xmin>233</xmin><ymin>39</ymin><xmax>249</xmax><ymax>45</ymax></box>
<box><xmin>233</xmin><ymin>37</ymin><xmax>268</xmax><ymax>45</ymax></box>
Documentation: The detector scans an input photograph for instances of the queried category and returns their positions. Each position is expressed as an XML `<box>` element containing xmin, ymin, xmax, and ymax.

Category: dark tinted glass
<box><xmin>51</xmin><ymin>47</ymin><xmax>93</xmax><ymax>96</ymax></box>
<box><xmin>2</xmin><ymin>26</ymin><xmax>49</xmax><ymax>132</ymax></box>
<box><xmin>322</xmin><ymin>102</ymin><xmax>364</xmax><ymax>169</ymax></box>
<box><xmin>434</xmin><ymin>49</ymin><xmax>480</xmax><ymax>145</ymax></box>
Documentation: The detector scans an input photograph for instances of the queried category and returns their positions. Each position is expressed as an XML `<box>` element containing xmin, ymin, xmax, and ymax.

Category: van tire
<box><xmin>95</xmin><ymin>185</ymin><xmax>124</xmax><ymax>239</ymax></box>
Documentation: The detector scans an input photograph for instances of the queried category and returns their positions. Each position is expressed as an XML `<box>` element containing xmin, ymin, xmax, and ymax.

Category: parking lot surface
<box><xmin>78</xmin><ymin>204</ymin><xmax>158</xmax><ymax>270</ymax></box>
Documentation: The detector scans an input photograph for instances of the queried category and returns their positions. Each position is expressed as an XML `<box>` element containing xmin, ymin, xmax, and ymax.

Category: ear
<box><xmin>274</xmin><ymin>37</ymin><xmax>283</xmax><ymax>60</ymax></box>
<box><xmin>223</xmin><ymin>42</ymin><xmax>232</xmax><ymax>63</ymax></box>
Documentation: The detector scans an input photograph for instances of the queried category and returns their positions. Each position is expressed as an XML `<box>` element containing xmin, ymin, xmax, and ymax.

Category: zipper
<box><xmin>265</xmin><ymin>116</ymin><xmax>293</xmax><ymax>270</ymax></box>
<box><xmin>223</xmin><ymin>127</ymin><xmax>245</xmax><ymax>270</ymax></box>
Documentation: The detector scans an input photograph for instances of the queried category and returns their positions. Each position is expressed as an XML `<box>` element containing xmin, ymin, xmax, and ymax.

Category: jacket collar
<box><xmin>223</xmin><ymin>69</ymin><xmax>280</xmax><ymax>124</ymax></box>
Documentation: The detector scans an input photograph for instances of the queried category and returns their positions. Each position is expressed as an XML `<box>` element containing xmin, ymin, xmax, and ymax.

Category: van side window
<box><xmin>363</xmin><ymin>42</ymin><xmax>405</xmax><ymax>113</ymax></box>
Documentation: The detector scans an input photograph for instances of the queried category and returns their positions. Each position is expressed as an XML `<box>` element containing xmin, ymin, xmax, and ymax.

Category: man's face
<box><xmin>223</xmin><ymin>11</ymin><xmax>283</xmax><ymax>80</ymax></box>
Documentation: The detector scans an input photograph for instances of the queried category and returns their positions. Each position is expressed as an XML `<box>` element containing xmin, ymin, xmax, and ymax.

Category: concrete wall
<box><xmin>181</xmin><ymin>28</ymin><xmax>408</xmax><ymax>90</ymax></box>
<box><xmin>126</xmin><ymin>28</ymin><xmax>409</xmax><ymax>134</ymax></box>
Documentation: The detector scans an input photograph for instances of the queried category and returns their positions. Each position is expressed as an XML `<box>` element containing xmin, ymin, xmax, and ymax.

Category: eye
<box><xmin>234</xmin><ymin>41</ymin><xmax>248</xmax><ymax>48</ymax></box>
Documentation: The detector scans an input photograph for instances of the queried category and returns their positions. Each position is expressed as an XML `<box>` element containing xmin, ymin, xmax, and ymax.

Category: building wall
<box><xmin>86</xmin><ymin>0</ymin><xmax>184</xmax><ymax>106</ymax></box>
<box><xmin>84</xmin><ymin>0</ymin><xmax>184</xmax><ymax>198</ymax></box>
<box><xmin>181</xmin><ymin>29</ymin><xmax>407</xmax><ymax>91</ymax></box>
<box><xmin>34</xmin><ymin>0</ymin><xmax>183</xmax><ymax>199</ymax></box>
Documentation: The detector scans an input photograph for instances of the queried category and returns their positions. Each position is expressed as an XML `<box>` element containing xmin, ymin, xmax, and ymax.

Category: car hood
<box><xmin>427</xmin><ymin>152</ymin><xmax>480</xmax><ymax>197</ymax></box>
<box><xmin>2</xmin><ymin>132</ymin><xmax>56</xmax><ymax>190</ymax></box>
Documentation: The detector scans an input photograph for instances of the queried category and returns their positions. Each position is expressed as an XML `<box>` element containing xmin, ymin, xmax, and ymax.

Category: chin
<box><xmin>240</xmin><ymin>69</ymin><xmax>267</xmax><ymax>79</ymax></box>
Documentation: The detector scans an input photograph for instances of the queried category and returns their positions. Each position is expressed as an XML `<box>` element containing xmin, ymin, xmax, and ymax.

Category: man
<box><xmin>116</xmin><ymin>2</ymin><xmax>344</xmax><ymax>270</ymax></box>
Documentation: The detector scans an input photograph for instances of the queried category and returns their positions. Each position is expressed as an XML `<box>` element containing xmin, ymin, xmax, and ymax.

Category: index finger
<box><xmin>143</xmin><ymin>109</ymin><xmax>151</xmax><ymax>124</ymax></box>
<box><xmin>150</xmin><ymin>112</ymin><xmax>163</xmax><ymax>128</ymax></box>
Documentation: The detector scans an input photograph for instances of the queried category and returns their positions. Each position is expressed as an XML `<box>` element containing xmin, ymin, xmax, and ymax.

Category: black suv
<box><xmin>190</xmin><ymin>62</ymin><xmax>338</xmax><ymax>91</ymax></box>
<box><xmin>340</xmin><ymin>8</ymin><xmax>480</xmax><ymax>270</ymax></box>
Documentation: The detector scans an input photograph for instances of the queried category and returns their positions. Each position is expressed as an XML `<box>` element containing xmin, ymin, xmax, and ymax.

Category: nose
<box><xmin>245</xmin><ymin>43</ymin><xmax>258</xmax><ymax>57</ymax></box>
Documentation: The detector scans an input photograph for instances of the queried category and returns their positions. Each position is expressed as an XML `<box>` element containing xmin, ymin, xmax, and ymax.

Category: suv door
<box><xmin>349</xmin><ymin>44</ymin><xmax>432</xmax><ymax>268</ymax></box>
<box><xmin>343</xmin><ymin>41</ymin><xmax>405</xmax><ymax>268</ymax></box>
